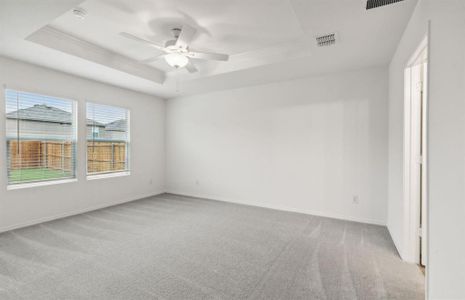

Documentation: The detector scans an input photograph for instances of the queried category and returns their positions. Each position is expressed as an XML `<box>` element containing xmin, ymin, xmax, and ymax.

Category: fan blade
<box><xmin>175</xmin><ymin>25</ymin><xmax>196</xmax><ymax>49</ymax></box>
<box><xmin>185</xmin><ymin>61</ymin><xmax>198</xmax><ymax>73</ymax></box>
<box><xmin>141</xmin><ymin>54</ymin><xmax>166</xmax><ymax>64</ymax></box>
<box><xmin>119</xmin><ymin>32</ymin><xmax>166</xmax><ymax>51</ymax></box>
<box><xmin>187</xmin><ymin>51</ymin><xmax>229</xmax><ymax>61</ymax></box>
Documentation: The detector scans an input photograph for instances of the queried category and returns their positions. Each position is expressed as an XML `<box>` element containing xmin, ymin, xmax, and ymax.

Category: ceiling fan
<box><xmin>119</xmin><ymin>25</ymin><xmax>229</xmax><ymax>73</ymax></box>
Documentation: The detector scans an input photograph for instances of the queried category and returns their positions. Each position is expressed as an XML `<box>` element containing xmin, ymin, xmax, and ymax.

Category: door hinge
<box><xmin>418</xmin><ymin>227</ymin><xmax>423</xmax><ymax>237</ymax></box>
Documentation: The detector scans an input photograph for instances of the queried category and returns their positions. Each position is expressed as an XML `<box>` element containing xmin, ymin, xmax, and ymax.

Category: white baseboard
<box><xmin>0</xmin><ymin>190</ymin><xmax>164</xmax><ymax>233</ymax></box>
<box><xmin>1</xmin><ymin>189</ymin><xmax>386</xmax><ymax>233</ymax></box>
<box><xmin>165</xmin><ymin>190</ymin><xmax>386</xmax><ymax>226</ymax></box>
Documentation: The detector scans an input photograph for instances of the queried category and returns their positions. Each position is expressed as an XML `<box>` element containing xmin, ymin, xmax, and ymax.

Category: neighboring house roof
<box><xmin>6</xmin><ymin>104</ymin><xmax>104</xmax><ymax>127</ymax></box>
<box><xmin>7</xmin><ymin>104</ymin><xmax>72</xmax><ymax>124</ymax></box>
<box><xmin>105</xmin><ymin>119</ymin><xmax>127</xmax><ymax>132</ymax></box>
<box><xmin>86</xmin><ymin>119</ymin><xmax>105</xmax><ymax>127</ymax></box>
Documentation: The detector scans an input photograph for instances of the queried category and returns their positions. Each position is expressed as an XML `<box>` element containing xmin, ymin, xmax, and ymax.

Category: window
<box><xmin>5</xmin><ymin>89</ymin><xmax>77</xmax><ymax>185</ymax></box>
<box><xmin>86</xmin><ymin>102</ymin><xmax>129</xmax><ymax>176</ymax></box>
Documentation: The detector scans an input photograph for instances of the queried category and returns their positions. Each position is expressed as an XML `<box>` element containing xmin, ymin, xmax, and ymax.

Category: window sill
<box><xmin>7</xmin><ymin>178</ymin><xmax>78</xmax><ymax>191</ymax></box>
<box><xmin>86</xmin><ymin>171</ymin><xmax>130</xmax><ymax>181</ymax></box>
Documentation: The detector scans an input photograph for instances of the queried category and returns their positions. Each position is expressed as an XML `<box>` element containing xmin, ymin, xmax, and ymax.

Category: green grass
<box><xmin>9</xmin><ymin>168</ymin><xmax>72</xmax><ymax>184</ymax></box>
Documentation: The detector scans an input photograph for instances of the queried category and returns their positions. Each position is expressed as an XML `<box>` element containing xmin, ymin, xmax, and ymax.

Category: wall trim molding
<box><xmin>0</xmin><ymin>191</ymin><xmax>164</xmax><ymax>234</ymax></box>
<box><xmin>1</xmin><ymin>189</ymin><xmax>388</xmax><ymax>233</ymax></box>
<box><xmin>165</xmin><ymin>190</ymin><xmax>386</xmax><ymax>226</ymax></box>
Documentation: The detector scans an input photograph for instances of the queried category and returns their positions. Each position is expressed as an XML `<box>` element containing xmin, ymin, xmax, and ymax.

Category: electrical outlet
<box><xmin>352</xmin><ymin>195</ymin><xmax>359</xmax><ymax>204</ymax></box>
<box><xmin>195</xmin><ymin>180</ymin><xmax>199</xmax><ymax>185</ymax></box>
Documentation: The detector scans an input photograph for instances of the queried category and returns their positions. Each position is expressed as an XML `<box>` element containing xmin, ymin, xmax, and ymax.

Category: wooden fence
<box><xmin>8</xmin><ymin>140</ymin><xmax>74</xmax><ymax>171</ymax></box>
<box><xmin>7</xmin><ymin>140</ymin><xmax>127</xmax><ymax>173</ymax></box>
<box><xmin>87</xmin><ymin>141</ymin><xmax>127</xmax><ymax>173</ymax></box>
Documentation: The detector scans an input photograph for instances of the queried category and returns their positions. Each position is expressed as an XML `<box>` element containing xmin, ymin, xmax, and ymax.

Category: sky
<box><xmin>5</xmin><ymin>89</ymin><xmax>127</xmax><ymax>124</ymax></box>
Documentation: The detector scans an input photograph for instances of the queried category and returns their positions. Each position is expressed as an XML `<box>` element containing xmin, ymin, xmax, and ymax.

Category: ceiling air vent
<box><xmin>316</xmin><ymin>33</ymin><xmax>336</xmax><ymax>47</ymax></box>
<box><xmin>366</xmin><ymin>0</ymin><xmax>405</xmax><ymax>10</ymax></box>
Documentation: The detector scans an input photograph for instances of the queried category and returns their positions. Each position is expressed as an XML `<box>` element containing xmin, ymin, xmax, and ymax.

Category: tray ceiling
<box><xmin>0</xmin><ymin>0</ymin><xmax>418</xmax><ymax>98</ymax></box>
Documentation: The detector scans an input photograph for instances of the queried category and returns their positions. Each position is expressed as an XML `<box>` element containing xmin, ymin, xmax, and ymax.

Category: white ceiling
<box><xmin>0</xmin><ymin>0</ymin><xmax>418</xmax><ymax>98</ymax></box>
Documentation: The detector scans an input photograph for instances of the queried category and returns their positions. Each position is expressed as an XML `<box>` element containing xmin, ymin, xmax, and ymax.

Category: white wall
<box><xmin>427</xmin><ymin>1</ymin><xmax>465</xmax><ymax>298</ymax></box>
<box><xmin>388</xmin><ymin>0</ymin><xmax>465</xmax><ymax>298</ymax></box>
<box><xmin>0</xmin><ymin>56</ymin><xmax>165</xmax><ymax>232</ymax></box>
<box><xmin>166</xmin><ymin>67</ymin><xmax>389</xmax><ymax>225</ymax></box>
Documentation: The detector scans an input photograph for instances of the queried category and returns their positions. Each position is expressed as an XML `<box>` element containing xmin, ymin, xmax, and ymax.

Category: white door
<box><xmin>404</xmin><ymin>40</ymin><xmax>428</xmax><ymax>266</ymax></box>
<box><xmin>410</xmin><ymin>63</ymin><xmax>423</xmax><ymax>265</ymax></box>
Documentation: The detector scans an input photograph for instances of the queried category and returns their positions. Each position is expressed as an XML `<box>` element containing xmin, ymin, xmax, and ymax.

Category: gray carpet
<box><xmin>0</xmin><ymin>194</ymin><xmax>424</xmax><ymax>299</ymax></box>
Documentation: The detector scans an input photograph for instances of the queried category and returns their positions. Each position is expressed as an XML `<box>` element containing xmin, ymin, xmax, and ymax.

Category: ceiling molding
<box><xmin>27</xmin><ymin>26</ymin><xmax>165</xmax><ymax>84</ymax></box>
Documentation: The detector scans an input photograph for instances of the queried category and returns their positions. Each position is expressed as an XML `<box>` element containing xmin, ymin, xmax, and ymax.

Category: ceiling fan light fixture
<box><xmin>120</xmin><ymin>25</ymin><xmax>228</xmax><ymax>74</ymax></box>
<box><xmin>165</xmin><ymin>53</ymin><xmax>189</xmax><ymax>68</ymax></box>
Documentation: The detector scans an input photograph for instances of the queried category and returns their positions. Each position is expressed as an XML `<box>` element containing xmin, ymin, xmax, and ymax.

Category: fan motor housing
<box><xmin>165</xmin><ymin>40</ymin><xmax>189</xmax><ymax>53</ymax></box>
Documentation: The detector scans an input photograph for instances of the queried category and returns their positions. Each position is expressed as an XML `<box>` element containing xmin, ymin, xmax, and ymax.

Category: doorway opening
<box><xmin>404</xmin><ymin>37</ymin><xmax>428</xmax><ymax>267</ymax></box>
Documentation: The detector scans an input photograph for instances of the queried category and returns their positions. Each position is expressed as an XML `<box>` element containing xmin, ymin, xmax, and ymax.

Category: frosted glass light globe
<box><xmin>165</xmin><ymin>53</ymin><xmax>189</xmax><ymax>68</ymax></box>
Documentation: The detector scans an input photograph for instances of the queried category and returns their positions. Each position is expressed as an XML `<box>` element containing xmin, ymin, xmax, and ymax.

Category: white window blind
<box><xmin>5</xmin><ymin>89</ymin><xmax>77</xmax><ymax>185</ymax></box>
<box><xmin>86</xmin><ymin>102</ymin><xmax>130</xmax><ymax>176</ymax></box>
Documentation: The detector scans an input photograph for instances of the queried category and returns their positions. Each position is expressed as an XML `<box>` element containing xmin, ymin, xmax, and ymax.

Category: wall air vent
<box><xmin>366</xmin><ymin>0</ymin><xmax>405</xmax><ymax>10</ymax></box>
<box><xmin>316</xmin><ymin>33</ymin><xmax>336</xmax><ymax>47</ymax></box>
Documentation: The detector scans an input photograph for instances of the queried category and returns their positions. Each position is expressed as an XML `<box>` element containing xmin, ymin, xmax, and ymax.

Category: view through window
<box><xmin>5</xmin><ymin>89</ymin><xmax>77</xmax><ymax>185</ymax></box>
<box><xmin>86</xmin><ymin>102</ymin><xmax>129</xmax><ymax>176</ymax></box>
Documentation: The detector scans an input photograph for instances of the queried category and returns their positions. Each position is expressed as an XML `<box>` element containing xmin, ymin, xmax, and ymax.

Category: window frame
<box><xmin>85</xmin><ymin>101</ymin><xmax>131</xmax><ymax>180</ymax></box>
<box><xmin>4</xmin><ymin>88</ymin><xmax>78</xmax><ymax>189</ymax></box>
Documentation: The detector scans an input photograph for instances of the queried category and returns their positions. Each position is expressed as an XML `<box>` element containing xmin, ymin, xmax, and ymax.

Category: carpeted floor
<box><xmin>0</xmin><ymin>194</ymin><xmax>424</xmax><ymax>299</ymax></box>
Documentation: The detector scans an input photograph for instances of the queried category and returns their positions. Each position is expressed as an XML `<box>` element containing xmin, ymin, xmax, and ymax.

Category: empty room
<box><xmin>0</xmin><ymin>0</ymin><xmax>464</xmax><ymax>299</ymax></box>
